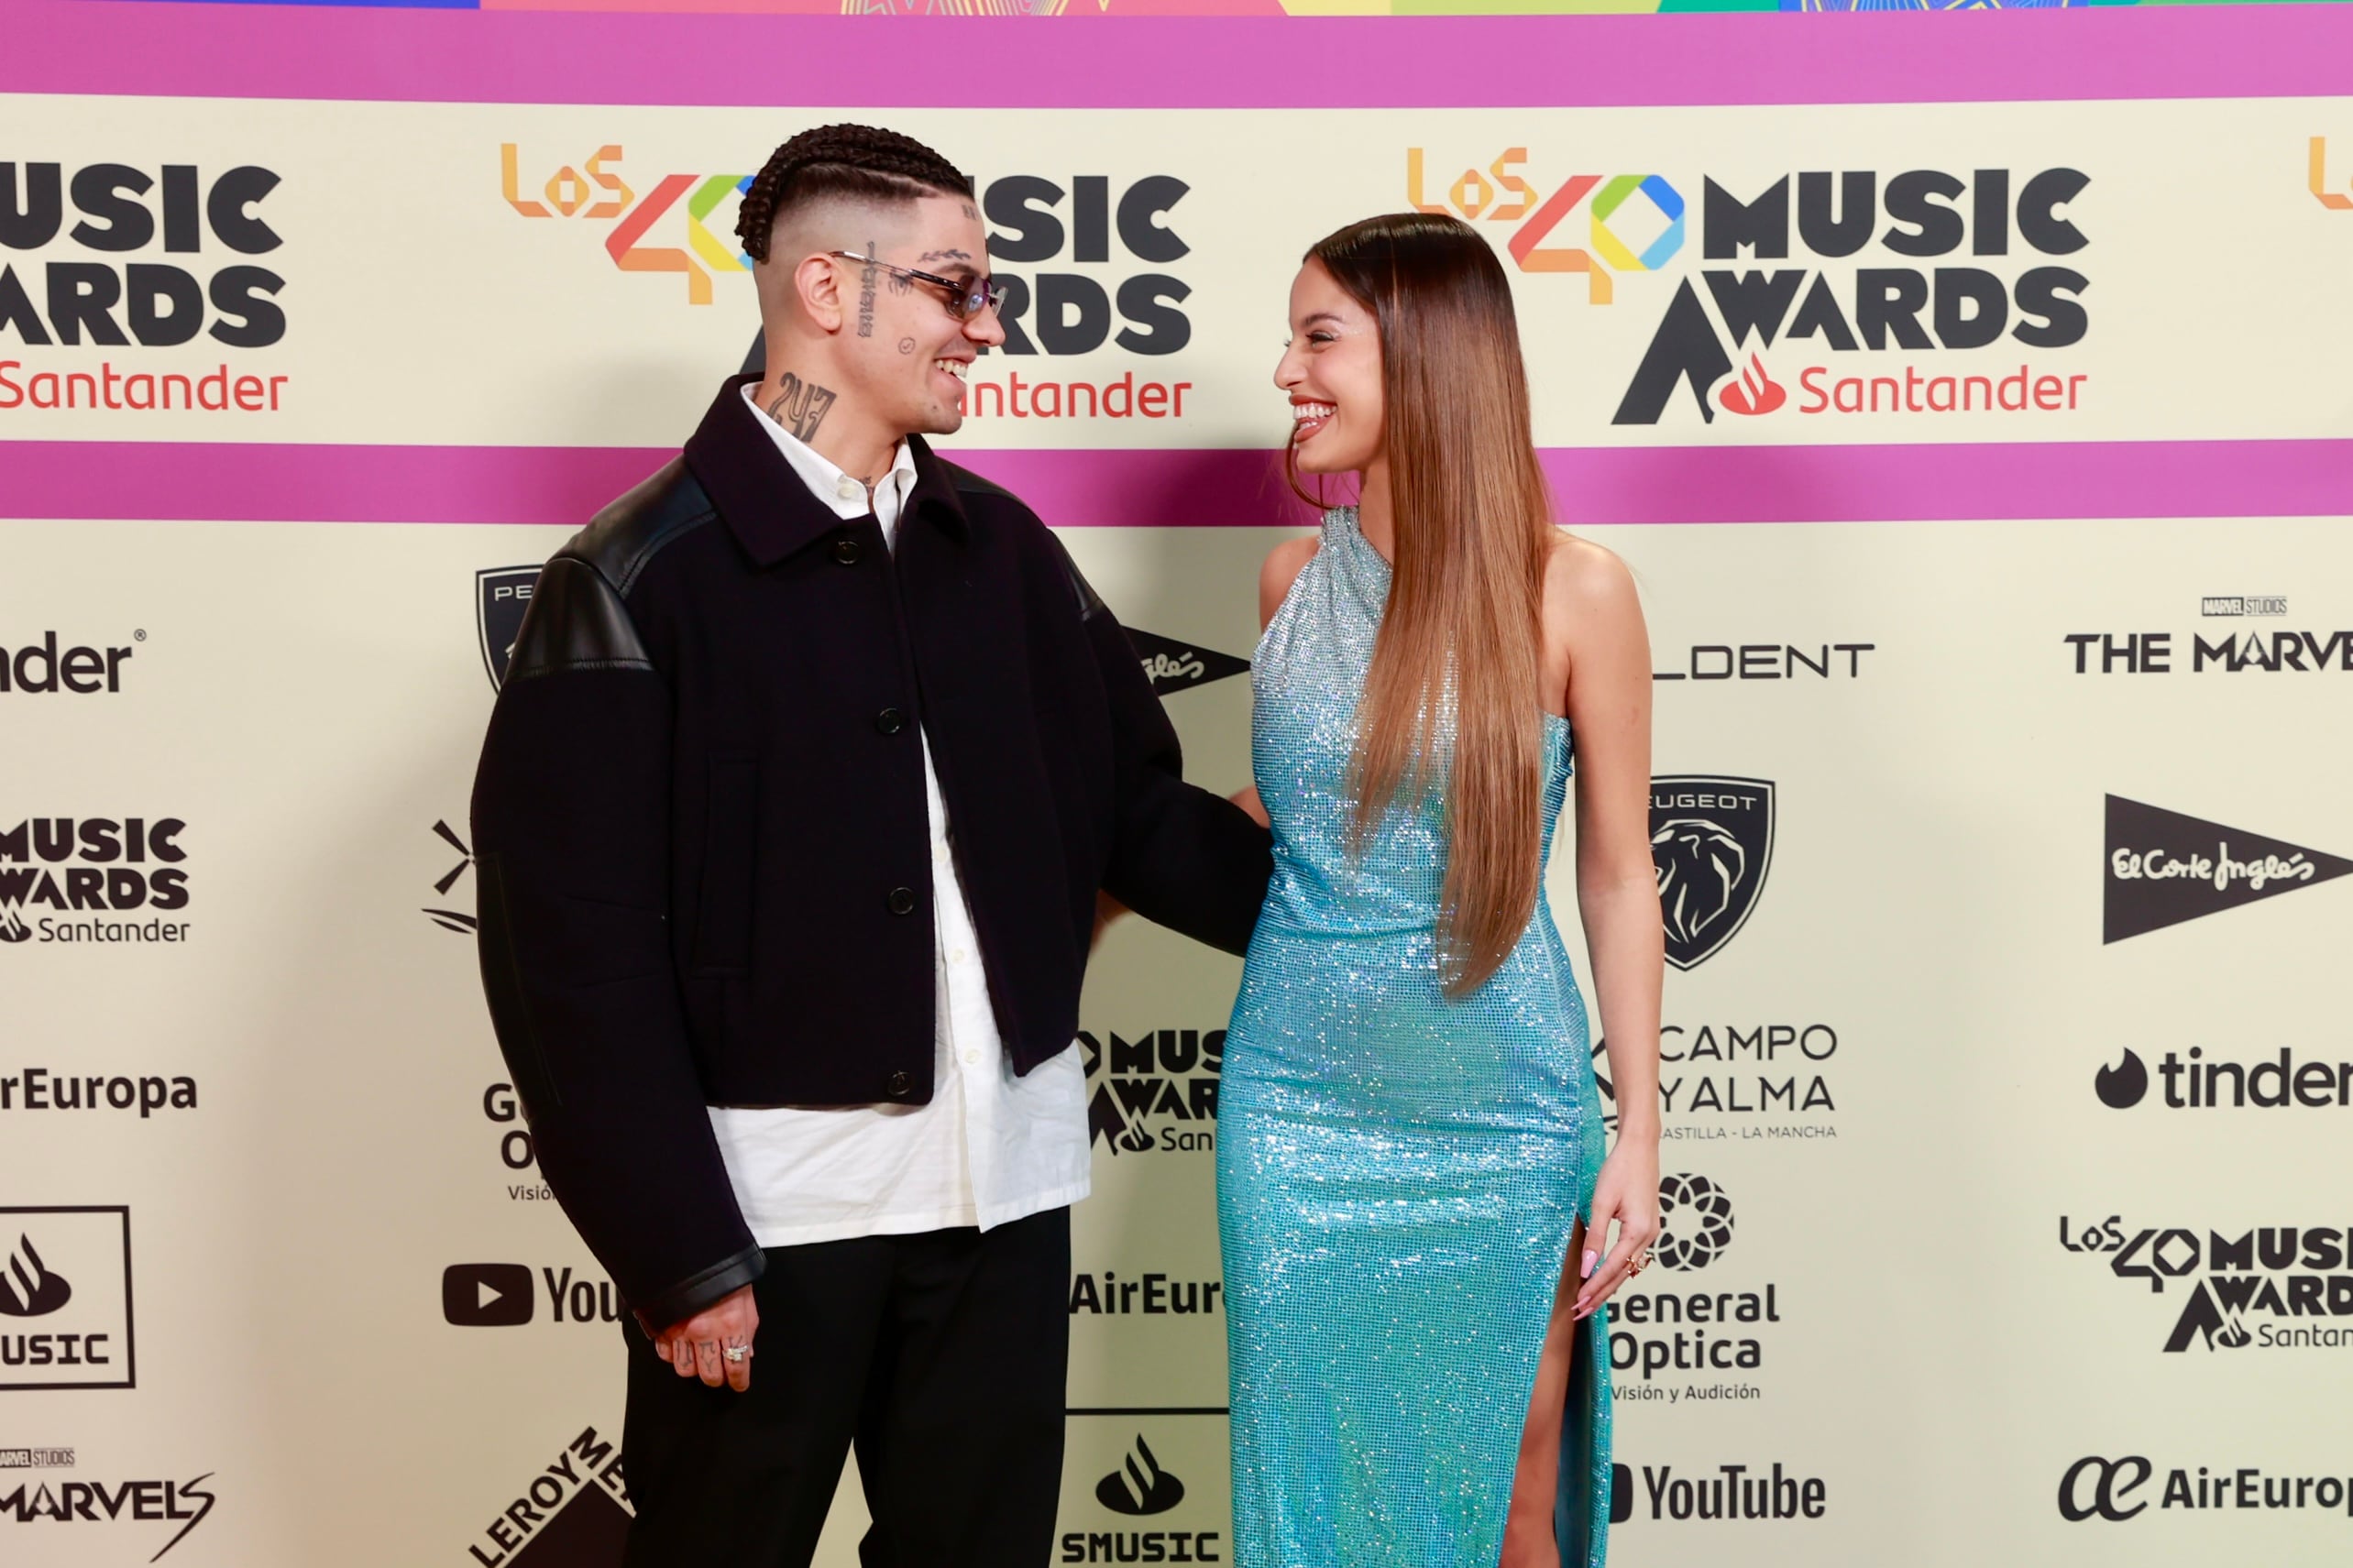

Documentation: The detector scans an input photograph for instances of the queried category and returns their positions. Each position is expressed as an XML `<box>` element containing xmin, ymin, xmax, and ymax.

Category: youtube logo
<box><xmin>443</xmin><ymin>1262</ymin><xmax>533</xmax><ymax>1326</ymax></box>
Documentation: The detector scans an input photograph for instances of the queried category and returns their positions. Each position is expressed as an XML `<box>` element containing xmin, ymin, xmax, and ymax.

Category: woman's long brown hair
<box><xmin>1293</xmin><ymin>213</ymin><xmax>1555</xmax><ymax>998</ymax></box>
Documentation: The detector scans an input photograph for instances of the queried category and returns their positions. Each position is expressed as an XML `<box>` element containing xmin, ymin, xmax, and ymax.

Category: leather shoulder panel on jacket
<box><xmin>941</xmin><ymin>458</ymin><xmax>1019</xmax><ymax>509</ymax></box>
<box><xmin>507</xmin><ymin>557</ymin><xmax>653</xmax><ymax>680</ymax></box>
<box><xmin>571</xmin><ymin>456</ymin><xmax>718</xmax><ymax>597</ymax></box>
<box><xmin>1044</xmin><ymin>531</ymin><xmax>1105</xmax><ymax>623</ymax></box>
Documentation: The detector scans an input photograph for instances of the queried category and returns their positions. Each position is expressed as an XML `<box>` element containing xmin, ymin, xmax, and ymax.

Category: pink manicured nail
<box><xmin>1581</xmin><ymin>1250</ymin><xmax>1597</xmax><ymax>1279</ymax></box>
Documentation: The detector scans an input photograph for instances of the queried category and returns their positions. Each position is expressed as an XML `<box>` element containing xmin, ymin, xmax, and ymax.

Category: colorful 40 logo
<box><xmin>501</xmin><ymin>143</ymin><xmax>753</xmax><ymax>306</ymax></box>
<box><xmin>1406</xmin><ymin>148</ymin><xmax>1686</xmax><ymax>304</ymax></box>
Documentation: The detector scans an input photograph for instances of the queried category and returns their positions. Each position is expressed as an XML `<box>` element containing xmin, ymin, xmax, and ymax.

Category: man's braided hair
<box><xmin>735</xmin><ymin>124</ymin><xmax>974</xmax><ymax>266</ymax></box>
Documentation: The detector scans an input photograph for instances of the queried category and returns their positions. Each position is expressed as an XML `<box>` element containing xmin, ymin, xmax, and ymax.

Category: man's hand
<box><xmin>654</xmin><ymin>1283</ymin><xmax>759</xmax><ymax>1391</ymax></box>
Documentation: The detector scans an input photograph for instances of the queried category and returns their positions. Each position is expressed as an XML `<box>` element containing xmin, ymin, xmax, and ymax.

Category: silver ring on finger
<box><xmin>723</xmin><ymin>1342</ymin><xmax>753</xmax><ymax>1364</ymax></box>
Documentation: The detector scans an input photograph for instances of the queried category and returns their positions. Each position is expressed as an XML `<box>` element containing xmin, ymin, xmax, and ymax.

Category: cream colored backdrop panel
<box><xmin>6</xmin><ymin>513</ymin><xmax>2348</xmax><ymax>1566</ymax></box>
<box><xmin>5</xmin><ymin>71</ymin><xmax>2351</xmax><ymax>1568</ymax></box>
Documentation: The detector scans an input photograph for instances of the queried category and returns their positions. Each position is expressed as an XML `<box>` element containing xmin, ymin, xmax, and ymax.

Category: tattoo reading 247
<box><xmin>767</xmin><ymin>372</ymin><xmax>837</xmax><ymax>441</ymax></box>
<box><xmin>857</xmin><ymin>239</ymin><xmax>878</xmax><ymax>338</ymax></box>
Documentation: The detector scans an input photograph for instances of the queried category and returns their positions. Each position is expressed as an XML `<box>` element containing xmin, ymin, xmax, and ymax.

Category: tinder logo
<box><xmin>1717</xmin><ymin>355</ymin><xmax>1787</xmax><ymax>416</ymax></box>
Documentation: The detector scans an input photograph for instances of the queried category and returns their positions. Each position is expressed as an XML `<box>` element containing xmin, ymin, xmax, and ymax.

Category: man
<box><xmin>470</xmin><ymin>124</ymin><xmax>1270</xmax><ymax>1567</ymax></box>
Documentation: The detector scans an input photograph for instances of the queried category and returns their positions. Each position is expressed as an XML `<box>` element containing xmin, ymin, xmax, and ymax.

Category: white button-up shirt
<box><xmin>703</xmin><ymin>386</ymin><xmax>1090</xmax><ymax>1246</ymax></box>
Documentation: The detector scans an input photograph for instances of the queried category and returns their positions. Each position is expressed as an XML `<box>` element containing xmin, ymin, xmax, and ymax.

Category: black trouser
<box><xmin>620</xmin><ymin>1207</ymin><xmax>1071</xmax><ymax>1568</ymax></box>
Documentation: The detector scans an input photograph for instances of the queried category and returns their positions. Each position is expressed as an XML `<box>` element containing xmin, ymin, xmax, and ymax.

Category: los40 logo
<box><xmin>1406</xmin><ymin>148</ymin><xmax>1684</xmax><ymax>305</ymax></box>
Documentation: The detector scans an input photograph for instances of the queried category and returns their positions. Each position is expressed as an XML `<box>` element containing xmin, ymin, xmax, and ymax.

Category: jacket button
<box><xmin>831</xmin><ymin>537</ymin><xmax>862</xmax><ymax>566</ymax></box>
<box><xmin>874</xmin><ymin>707</ymin><xmax>906</xmax><ymax>735</ymax></box>
<box><xmin>886</xmin><ymin>886</ymin><xmax>917</xmax><ymax>916</ymax></box>
<box><xmin>885</xmin><ymin>1070</ymin><xmax>913</xmax><ymax>1099</ymax></box>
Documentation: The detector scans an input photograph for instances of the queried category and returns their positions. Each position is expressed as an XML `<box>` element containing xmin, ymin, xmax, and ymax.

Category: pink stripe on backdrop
<box><xmin>4</xmin><ymin>441</ymin><xmax>2348</xmax><ymax>528</ymax></box>
<box><xmin>7</xmin><ymin>2</ymin><xmax>2353</xmax><ymax>108</ymax></box>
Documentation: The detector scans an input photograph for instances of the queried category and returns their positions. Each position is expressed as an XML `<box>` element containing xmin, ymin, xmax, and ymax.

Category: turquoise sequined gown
<box><xmin>1218</xmin><ymin>506</ymin><xmax>1611</xmax><ymax>1567</ymax></box>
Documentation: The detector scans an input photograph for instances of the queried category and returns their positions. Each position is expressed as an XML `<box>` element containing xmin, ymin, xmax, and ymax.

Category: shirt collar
<box><xmin>685</xmin><ymin>375</ymin><xmax>970</xmax><ymax>569</ymax></box>
<box><xmin>737</xmin><ymin>382</ymin><xmax>918</xmax><ymax>532</ymax></box>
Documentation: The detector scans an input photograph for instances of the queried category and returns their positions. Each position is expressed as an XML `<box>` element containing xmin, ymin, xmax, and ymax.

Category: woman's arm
<box><xmin>1547</xmin><ymin>540</ymin><xmax>1664</xmax><ymax>1321</ymax></box>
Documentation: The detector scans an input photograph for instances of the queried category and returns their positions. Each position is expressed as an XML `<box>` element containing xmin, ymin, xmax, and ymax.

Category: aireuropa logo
<box><xmin>0</xmin><ymin>1207</ymin><xmax>134</xmax><ymax>1391</ymax></box>
<box><xmin>1650</xmin><ymin>776</ymin><xmax>1774</xmax><ymax>970</ymax></box>
<box><xmin>0</xmin><ymin>816</ymin><xmax>191</xmax><ymax>947</ymax></box>
<box><xmin>501</xmin><ymin>148</ymin><xmax>1192</xmax><ymax>356</ymax></box>
<box><xmin>2104</xmin><ymin>795</ymin><xmax>2351</xmax><ymax>942</ymax></box>
<box><xmin>1068</xmin><ymin>1269</ymin><xmax>1222</xmax><ymax>1320</ymax></box>
<box><xmin>2060</xmin><ymin>1453</ymin><xmax>2353</xmax><ymax>1522</ymax></box>
<box><xmin>2094</xmin><ymin>1045</ymin><xmax>2350</xmax><ymax>1112</ymax></box>
<box><xmin>1123</xmin><ymin>629</ymin><xmax>1248</xmax><ymax>698</ymax></box>
<box><xmin>0</xmin><ymin>631</ymin><xmax>137</xmax><ymax>695</ymax></box>
<box><xmin>2059</xmin><ymin>1213</ymin><xmax>2353</xmax><ymax>1353</ymax></box>
<box><xmin>461</xmin><ymin>1426</ymin><xmax>632</xmax><ymax>1567</ymax></box>
<box><xmin>0</xmin><ymin>1067</ymin><xmax>199</xmax><ymax>1117</ymax></box>
<box><xmin>479</xmin><ymin>566</ymin><xmax>540</xmax><ymax>690</ymax></box>
<box><xmin>1080</xmin><ymin>1026</ymin><xmax>1220</xmax><ymax>1156</ymax></box>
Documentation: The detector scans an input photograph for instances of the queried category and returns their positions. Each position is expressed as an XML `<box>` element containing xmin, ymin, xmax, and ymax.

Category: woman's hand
<box><xmin>1573</xmin><ymin>1133</ymin><xmax>1660</xmax><ymax>1321</ymax></box>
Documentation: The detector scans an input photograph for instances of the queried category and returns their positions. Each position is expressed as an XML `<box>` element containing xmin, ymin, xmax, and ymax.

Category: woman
<box><xmin>1220</xmin><ymin>213</ymin><xmax>1665</xmax><ymax>1568</ymax></box>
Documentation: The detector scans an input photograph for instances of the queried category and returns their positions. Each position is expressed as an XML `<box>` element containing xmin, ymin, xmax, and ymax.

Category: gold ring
<box><xmin>1628</xmin><ymin>1251</ymin><xmax>1652</xmax><ymax>1276</ymax></box>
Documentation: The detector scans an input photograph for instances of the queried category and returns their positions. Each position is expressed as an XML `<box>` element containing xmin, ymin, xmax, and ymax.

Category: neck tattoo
<box><xmin>765</xmin><ymin>371</ymin><xmax>837</xmax><ymax>443</ymax></box>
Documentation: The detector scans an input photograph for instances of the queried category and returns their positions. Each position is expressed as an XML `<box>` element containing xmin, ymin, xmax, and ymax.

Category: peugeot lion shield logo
<box><xmin>1650</xmin><ymin>776</ymin><xmax>1775</xmax><ymax>970</ymax></box>
<box><xmin>478</xmin><ymin>566</ymin><xmax>542</xmax><ymax>691</ymax></box>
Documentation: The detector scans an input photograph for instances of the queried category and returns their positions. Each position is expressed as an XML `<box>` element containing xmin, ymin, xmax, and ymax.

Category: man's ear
<box><xmin>791</xmin><ymin>253</ymin><xmax>846</xmax><ymax>335</ymax></box>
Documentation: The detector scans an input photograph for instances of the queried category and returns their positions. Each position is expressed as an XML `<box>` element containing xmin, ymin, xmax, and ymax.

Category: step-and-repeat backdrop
<box><xmin>4</xmin><ymin>4</ymin><xmax>2350</xmax><ymax>1563</ymax></box>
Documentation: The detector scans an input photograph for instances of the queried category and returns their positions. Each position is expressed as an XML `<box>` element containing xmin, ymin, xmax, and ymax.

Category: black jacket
<box><xmin>471</xmin><ymin>375</ymin><xmax>1270</xmax><ymax>1331</ymax></box>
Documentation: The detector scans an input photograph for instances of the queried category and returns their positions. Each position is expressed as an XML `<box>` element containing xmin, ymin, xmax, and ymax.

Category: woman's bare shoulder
<box><xmin>1544</xmin><ymin>529</ymin><xmax>1638</xmax><ymax>613</ymax></box>
<box><xmin>1259</xmin><ymin>533</ymin><xmax>1321</xmax><ymax>628</ymax></box>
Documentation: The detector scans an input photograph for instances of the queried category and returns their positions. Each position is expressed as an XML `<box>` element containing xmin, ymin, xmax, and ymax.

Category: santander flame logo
<box><xmin>1717</xmin><ymin>354</ymin><xmax>1787</xmax><ymax>416</ymax></box>
<box><xmin>0</xmin><ymin>1234</ymin><xmax>72</xmax><ymax>1316</ymax></box>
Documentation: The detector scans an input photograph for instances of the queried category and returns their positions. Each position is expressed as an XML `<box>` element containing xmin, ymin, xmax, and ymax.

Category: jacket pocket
<box><xmin>692</xmin><ymin>756</ymin><xmax>758</xmax><ymax>974</ymax></box>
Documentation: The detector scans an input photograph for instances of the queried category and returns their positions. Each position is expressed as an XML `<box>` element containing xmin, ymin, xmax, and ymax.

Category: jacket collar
<box><xmin>684</xmin><ymin>374</ymin><xmax>971</xmax><ymax>567</ymax></box>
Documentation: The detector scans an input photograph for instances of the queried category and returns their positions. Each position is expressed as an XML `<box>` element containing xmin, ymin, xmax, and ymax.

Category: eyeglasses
<box><xmin>828</xmin><ymin>251</ymin><xmax>1005</xmax><ymax>322</ymax></box>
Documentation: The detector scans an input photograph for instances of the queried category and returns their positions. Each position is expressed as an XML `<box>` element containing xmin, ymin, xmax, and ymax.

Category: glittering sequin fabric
<box><xmin>1219</xmin><ymin>507</ymin><xmax>1610</xmax><ymax>1568</ymax></box>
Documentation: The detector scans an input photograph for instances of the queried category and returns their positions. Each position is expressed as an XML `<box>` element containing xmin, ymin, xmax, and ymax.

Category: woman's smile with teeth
<box><xmin>1292</xmin><ymin>401</ymin><xmax>1336</xmax><ymax>440</ymax></box>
